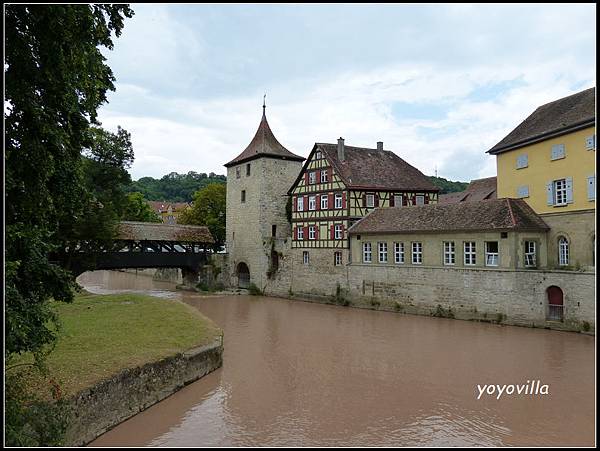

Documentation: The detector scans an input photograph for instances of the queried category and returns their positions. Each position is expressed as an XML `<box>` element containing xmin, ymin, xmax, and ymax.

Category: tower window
<box><xmin>241</xmin><ymin>190</ymin><xmax>246</xmax><ymax>203</ymax></box>
<box><xmin>272</xmin><ymin>225</ymin><xmax>277</xmax><ymax>237</ymax></box>
<box><xmin>246</xmin><ymin>163</ymin><xmax>251</xmax><ymax>176</ymax></box>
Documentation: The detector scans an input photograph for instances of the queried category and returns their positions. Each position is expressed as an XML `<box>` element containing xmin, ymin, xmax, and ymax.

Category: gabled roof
<box><xmin>488</xmin><ymin>87</ymin><xmax>596</xmax><ymax>155</ymax></box>
<box><xmin>224</xmin><ymin>107</ymin><xmax>304</xmax><ymax>167</ymax></box>
<box><xmin>289</xmin><ymin>142</ymin><xmax>438</xmax><ymax>194</ymax></box>
<box><xmin>439</xmin><ymin>177</ymin><xmax>497</xmax><ymax>204</ymax></box>
<box><xmin>117</xmin><ymin>221</ymin><xmax>214</xmax><ymax>243</ymax></box>
<box><xmin>348</xmin><ymin>198</ymin><xmax>549</xmax><ymax>235</ymax></box>
<box><xmin>147</xmin><ymin>201</ymin><xmax>190</xmax><ymax>213</ymax></box>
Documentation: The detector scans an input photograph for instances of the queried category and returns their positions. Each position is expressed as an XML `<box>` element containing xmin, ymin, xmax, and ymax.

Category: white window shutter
<box><xmin>586</xmin><ymin>135</ymin><xmax>596</xmax><ymax>151</ymax></box>
<box><xmin>546</xmin><ymin>182</ymin><xmax>554</xmax><ymax>205</ymax></box>
<box><xmin>565</xmin><ymin>176</ymin><xmax>574</xmax><ymax>203</ymax></box>
<box><xmin>588</xmin><ymin>175</ymin><xmax>596</xmax><ymax>200</ymax></box>
<box><xmin>517</xmin><ymin>185</ymin><xmax>529</xmax><ymax>198</ymax></box>
<box><xmin>516</xmin><ymin>154</ymin><xmax>528</xmax><ymax>169</ymax></box>
<box><xmin>551</xmin><ymin>144</ymin><xmax>565</xmax><ymax>160</ymax></box>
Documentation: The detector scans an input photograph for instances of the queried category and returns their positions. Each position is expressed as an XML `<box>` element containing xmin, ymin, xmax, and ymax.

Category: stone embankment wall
<box><xmin>63</xmin><ymin>339</ymin><xmax>223</xmax><ymax>446</ymax></box>
<box><xmin>216</xmin><ymin>247</ymin><xmax>595</xmax><ymax>333</ymax></box>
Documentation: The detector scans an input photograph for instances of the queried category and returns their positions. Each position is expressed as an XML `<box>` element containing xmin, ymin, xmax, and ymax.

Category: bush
<box><xmin>248</xmin><ymin>283</ymin><xmax>263</xmax><ymax>296</ymax></box>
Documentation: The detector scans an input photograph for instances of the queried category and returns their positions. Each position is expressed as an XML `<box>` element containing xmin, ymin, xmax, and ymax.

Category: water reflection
<box><xmin>81</xmin><ymin>271</ymin><xmax>595</xmax><ymax>447</ymax></box>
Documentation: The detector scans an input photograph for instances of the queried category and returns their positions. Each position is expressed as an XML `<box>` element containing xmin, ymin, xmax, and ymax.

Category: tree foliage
<box><xmin>5</xmin><ymin>4</ymin><xmax>134</xmax><ymax>445</ymax></box>
<box><xmin>126</xmin><ymin>171</ymin><xmax>227</xmax><ymax>202</ymax></box>
<box><xmin>427</xmin><ymin>175</ymin><xmax>469</xmax><ymax>194</ymax></box>
<box><xmin>121</xmin><ymin>192</ymin><xmax>162</xmax><ymax>223</ymax></box>
<box><xmin>179</xmin><ymin>183</ymin><xmax>226</xmax><ymax>250</ymax></box>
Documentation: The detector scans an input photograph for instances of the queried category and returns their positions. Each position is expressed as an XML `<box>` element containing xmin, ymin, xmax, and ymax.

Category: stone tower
<box><xmin>224</xmin><ymin>103</ymin><xmax>304</xmax><ymax>289</ymax></box>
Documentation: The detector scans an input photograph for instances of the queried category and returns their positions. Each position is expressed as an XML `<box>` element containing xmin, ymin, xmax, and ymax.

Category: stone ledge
<box><xmin>63</xmin><ymin>339</ymin><xmax>223</xmax><ymax>446</ymax></box>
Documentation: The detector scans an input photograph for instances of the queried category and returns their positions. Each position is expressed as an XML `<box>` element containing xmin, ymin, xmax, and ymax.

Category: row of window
<box><xmin>296</xmin><ymin>224</ymin><xmax>344</xmax><ymax>240</ymax></box>
<box><xmin>235</xmin><ymin>163</ymin><xmax>252</xmax><ymax>178</ymax></box>
<box><xmin>297</xmin><ymin>193</ymin><xmax>344</xmax><ymax>211</ymax></box>
<box><xmin>361</xmin><ymin>240</ymin><xmax>530</xmax><ymax>267</ymax></box>
<box><xmin>517</xmin><ymin>176</ymin><xmax>595</xmax><ymax>203</ymax></box>
<box><xmin>515</xmin><ymin>135</ymin><xmax>596</xmax><ymax>169</ymax></box>
<box><xmin>302</xmin><ymin>250</ymin><xmax>343</xmax><ymax>266</ymax></box>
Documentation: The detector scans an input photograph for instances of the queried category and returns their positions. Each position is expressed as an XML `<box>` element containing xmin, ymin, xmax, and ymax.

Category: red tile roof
<box><xmin>348</xmin><ymin>198</ymin><xmax>548</xmax><ymax>234</ymax></box>
<box><xmin>439</xmin><ymin>177</ymin><xmax>497</xmax><ymax>204</ymax></box>
<box><xmin>117</xmin><ymin>221</ymin><xmax>214</xmax><ymax>243</ymax></box>
<box><xmin>224</xmin><ymin>109</ymin><xmax>304</xmax><ymax>167</ymax></box>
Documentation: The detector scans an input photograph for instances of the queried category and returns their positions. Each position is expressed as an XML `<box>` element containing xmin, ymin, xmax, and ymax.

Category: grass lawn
<box><xmin>16</xmin><ymin>291</ymin><xmax>222</xmax><ymax>398</ymax></box>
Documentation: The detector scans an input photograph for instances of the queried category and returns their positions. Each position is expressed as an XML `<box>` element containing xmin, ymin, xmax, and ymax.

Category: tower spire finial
<box><xmin>263</xmin><ymin>93</ymin><xmax>266</xmax><ymax>116</ymax></box>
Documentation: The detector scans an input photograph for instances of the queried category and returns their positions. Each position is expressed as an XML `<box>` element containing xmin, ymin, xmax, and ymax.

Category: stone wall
<box><xmin>251</xmin><ymin>245</ymin><xmax>595</xmax><ymax>333</ymax></box>
<box><xmin>63</xmin><ymin>339</ymin><xmax>224</xmax><ymax>446</ymax></box>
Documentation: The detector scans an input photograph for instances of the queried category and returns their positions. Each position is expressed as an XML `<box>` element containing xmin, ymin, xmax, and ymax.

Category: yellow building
<box><xmin>147</xmin><ymin>201</ymin><xmax>190</xmax><ymax>224</ymax></box>
<box><xmin>488</xmin><ymin>87</ymin><xmax>595</xmax><ymax>269</ymax></box>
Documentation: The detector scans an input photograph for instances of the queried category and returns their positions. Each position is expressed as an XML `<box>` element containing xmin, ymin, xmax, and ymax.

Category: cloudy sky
<box><xmin>98</xmin><ymin>4</ymin><xmax>596</xmax><ymax>182</ymax></box>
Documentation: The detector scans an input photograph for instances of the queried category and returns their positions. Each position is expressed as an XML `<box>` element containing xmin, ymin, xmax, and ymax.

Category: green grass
<box><xmin>15</xmin><ymin>292</ymin><xmax>221</xmax><ymax>398</ymax></box>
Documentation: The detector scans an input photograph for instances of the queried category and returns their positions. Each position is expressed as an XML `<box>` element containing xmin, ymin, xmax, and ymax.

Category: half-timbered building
<box><xmin>288</xmin><ymin>138</ymin><xmax>439</xmax><ymax>265</ymax></box>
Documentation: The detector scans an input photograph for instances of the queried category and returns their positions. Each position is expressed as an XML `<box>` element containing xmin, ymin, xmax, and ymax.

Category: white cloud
<box><xmin>98</xmin><ymin>5</ymin><xmax>595</xmax><ymax>182</ymax></box>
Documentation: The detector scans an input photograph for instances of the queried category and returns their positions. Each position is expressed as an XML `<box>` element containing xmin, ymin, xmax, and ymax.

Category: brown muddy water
<box><xmin>79</xmin><ymin>270</ymin><xmax>595</xmax><ymax>447</ymax></box>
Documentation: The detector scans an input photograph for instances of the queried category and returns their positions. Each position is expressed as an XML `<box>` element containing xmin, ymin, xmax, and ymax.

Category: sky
<box><xmin>97</xmin><ymin>3</ymin><xmax>596</xmax><ymax>182</ymax></box>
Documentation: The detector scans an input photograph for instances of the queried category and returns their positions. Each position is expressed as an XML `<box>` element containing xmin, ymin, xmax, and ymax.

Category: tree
<box><xmin>122</xmin><ymin>192</ymin><xmax>162</xmax><ymax>223</ymax></box>
<box><xmin>5</xmin><ymin>4</ymin><xmax>134</xmax><ymax>445</ymax></box>
<box><xmin>179</xmin><ymin>183</ymin><xmax>226</xmax><ymax>250</ymax></box>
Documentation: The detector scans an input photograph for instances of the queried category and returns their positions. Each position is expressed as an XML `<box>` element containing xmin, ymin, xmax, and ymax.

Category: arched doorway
<box><xmin>547</xmin><ymin>286</ymin><xmax>564</xmax><ymax>321</ymax></box>
<box><xmin>237</xmin><ymin>262</ymin><xmax>250</xmax><ymax>289</ymax></box>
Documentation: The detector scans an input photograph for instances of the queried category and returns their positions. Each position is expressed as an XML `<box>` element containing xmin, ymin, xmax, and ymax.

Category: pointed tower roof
<box><xmin>224</xmin><ymin>103</ymin><xmax>304</xmax><ymax>167</ymax></box>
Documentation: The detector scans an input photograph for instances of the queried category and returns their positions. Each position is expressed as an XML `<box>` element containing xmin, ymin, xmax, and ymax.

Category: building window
<box><xmin>464</xmin><ymin>242</ymin><xmax>476</xmax><ymax>265</ymax></box>
<box><xmin>551</xmin><ymin>144</ymin><xmax>566</xmax><ymax>160</ymax></box>
<box><xmin>334</xmin><ymin>224</ymin><xmax>343</xmax><ymax>239</ymax></box>
<box><xmin>379</xmin><ymin>242</ymin><xmax>388</xmax><ymax>263</ymax></box>
<box><xmin>366</xmin><ymin>194</ymin><xmax>375</xmax><ymax>208</ymax></box>
<box><xmin>321</xmin><ymin>195</ymin><xmax>328</xmax><ymax>210</ymax></box>
<box><xmin>412</xmin><ymin>242</ymin><xmax>423</xmax><ymax>264</ymax></box>
<box><xmin>516</xmin><ymin>154</ymin><xmax>528</xmax><ymax>169</ymax></box>
<box><xmin>415</xmin><ymin>195</ymin><xmax>425</xmax><ymax>206</ymax></box>
<box><xmin>297</xmin><ymin>196</ymin><xmax>304</xmax><ymax>211</ymax></box>
<box><xmin>309</xmin><ymin>195</ymin><xmax>316</xmax><ymax>210</ymax></box>
<box><xmin>558</xmin><ymin>236</ymin><xmax>569</xmax><ymax>266</ymax></box>
<box><xmin>394</xmin><ymin>242</ymin><xmax>404</xmax><ymax>264</ymax></box>
<box><xmin>485</xmin><ymin>241</ymin><xmax>499</xmax><ymax>266</ymax></box>
<box><xmin>553</xmin><ymin>179</ymin><xmax>567</xmax><ymax>206</ymax></box>
<box><xmin>315</xmin><ymin>151</ymin><xmax>322</xmax><ymax>159</ymax></box>
<box><xmin>443</xmin><ymin>241</ymin><xmax>455</xmax><ymax>265</ymax></box>
<box><xmin>335</xmin><ymin>193</ymin><xmax>343</xmax><ymax>209</ymax></box>
<box><xmin>272</xmin><ymin>224</ymin><xmax>277</xmax><ymax>237</ymax></box>
<box><xmin>517</xmin><ymin>185</ymin><xmax>529</xmax><ymax>198</ymax></box>
<box><xmin>525</xmin><ymin>241</ymin><xmax>536</xmax><ymax>267</ymax></box>
<box><xmin>309</xmin><ymin>171</ymin><xmax>316</xmax><ymax>184</ymax></box>
<box><xmin>363</xmin><ymin>242</ymin><xmax>372</xmax><ymax>263</ymax></box>
<box><xmin>309</xmin><ymin>226</ymin><xmax>316</xmax><ymax>240</ymax></box>
<box><xmin>241</xmin><ymin>190</ymin><xmax>246</xmax><ymax>203</ymax></box>
<box><xmin>321</xmin><ymin>170</ymin><xmax>328</xmax><ymax>183</ymax></box>
<box><xmin>334</xmin><ymin>251</ymin><xmax>342</xmax><ymax>266</ymax></box>
<box><xmin>586</xmin><ymin>135</ymin><xmax>596</xmax><ymax>151</ymax></box>
<box><xmin>394</xmin><ymin>194</ymin><xmax>403</xmax><ymax>207</ymax></box>
<box><xmin>297</xmin><ymin>227</ymin><xmax>304</xmax><ymax>241</ymax></box>
<box><xmin>303</xmin><ymin>251</ymin><xmax>309</xmax><ymax>265</ymax></box>
<box><xmin>236</xmin><ymin>167</ymin><xmax>241</xmax><ymax>179</ymax></box>
<box><xmin>246</xmin><ymin>163</ymin><xmax>251</xmax><ymax>176</ymax></box>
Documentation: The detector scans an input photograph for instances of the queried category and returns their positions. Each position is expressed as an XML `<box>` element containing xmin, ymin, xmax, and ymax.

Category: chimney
<box><xmin>337</xmin><ymin>137</ymin><xmax>345</xmax><ymax>161</ymax></box>
<box><xmin>377</xmin><ymin>141</ymin><xmax>383</xmax><ymax>151</ymax></box>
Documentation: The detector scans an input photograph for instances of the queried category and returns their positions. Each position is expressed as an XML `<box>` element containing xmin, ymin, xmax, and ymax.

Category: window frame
<box><xmin>303</xmin><ymin>251</ymin><xmax>309</xmax><ymax>265</ymax></box>
<box><xmin>394</xmin><ymin>242</ymin><xmax>405</xmax><ymax>264</ymax></box>
<box><xmin>297</xmin><ymin>226</ymin><xmax>304</xmax><ymax>241</ymax></box>
<box><xmin>321</xmin><ymin>170</ymin><xmax>328</xmax><ymax>183</ymax></box>
<box><xmin>415</xmin><ymin>195</ymin><xmax>425</xmax><ymax>206</ymax></box>
<box><xmin>443</xmin><ymin>241</ymin><xmax>455</xmax><ymax>265</ymax></box>
<box><xmin>366</xmin><ymin>194</ymin><xmax>375</xmax><ymax>208</ymax></box>
<box><xmin>558</xmin><ymin>236</ymin><xmax>569</xmax><ymax>266</ymax></box>
<box><xmin>308</xmin><ymin>225</ymin><xmax>316</xmax><ymax>240</ymax></box>
<box><xmin>363</xmin><ymin>242</ymin><xmax>372</xmax><ymax>263</ymax></box>
<box><xmin>464</xmin><ymin>241</ymin><xmax>476</xmax><ymax>266</ymax></box>
<box><xmin>321</xmin><ymin>194</ymin><xmax>328</xmax><ymax>210</ymax></box>
<box><xmin>485</xmin><ymin>241</ymin><xmax>499</xmax><ymax>267</ymax></box>
<box><xmin>524</xmin><ymin>241</ymin><xmax>536</xmax><ymax>267</ymax></box>
<box><xmin>378</xmin><ymin>242</ymin><xmax>388</xmax><ymax>263</ymax></box>
<box><xmin>335</xmin><ymin>193</ymin><xmax>343</xmax><ymax>209</ymax></box>
<box><xmin>297</xmin><ymin>196</ymin><xmax>304</xmax><ymax>212</ymax></box>
<box><xmin>334</xmin><ymin>224</ymin><xmax>343</xmax><ymax>240</ymax></box>
<box><xmin>309</xmin><ymin>171</ymin><xmax>316</xmax><ymax>184</ymax></box>
<box><xmin>553</xmin><ymin>179</ymin><xmax>567</xmax><ymax>206</ymax></box>
<box><xmin>309</xmin><ymin>195</ymin><xmax>316</xmax><ymax>211</ymax></box>
<box><xmin>411</xmin><ymin>242</ymin><xmax>423</xmax><ymax>265</ymax></box>
<box><xmin>334</xmin><ymin>251</ymin><xmax>342</xmax><ymax>266</ymax></box>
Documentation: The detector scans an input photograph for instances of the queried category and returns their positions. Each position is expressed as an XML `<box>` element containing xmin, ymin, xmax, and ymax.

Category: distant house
<box><xmin>439</xmin><ymin>177</ymin><xmax>497</xmax><ymax>204</ymax></box>
<box><xmin>287</xmin><ymin>138</ymin><xmax>439</xmax><ymax>267</ymax></box>
<box><xmin>147</xmin><ymin>201</ymin><xmax>190</xmax><ymax>224</ymax></box>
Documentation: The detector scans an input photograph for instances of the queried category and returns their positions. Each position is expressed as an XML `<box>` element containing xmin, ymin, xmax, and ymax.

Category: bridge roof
<box><xmin>117</xmin><ymin>221</ymin><xmax>214</xmax><ymax>243</ymax></box>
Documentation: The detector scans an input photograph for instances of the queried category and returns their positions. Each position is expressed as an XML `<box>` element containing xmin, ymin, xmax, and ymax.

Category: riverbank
<box><xmin>17</xmin><ymin>291</ymin><xmax>224</xmax><ymax>446</ymax></box>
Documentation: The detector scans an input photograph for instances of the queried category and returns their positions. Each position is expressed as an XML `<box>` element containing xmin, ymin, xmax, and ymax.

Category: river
<box><xmin>79</xmin><ymin>270</ymin><xmax>595</xmax><ymax>447</ymax></box>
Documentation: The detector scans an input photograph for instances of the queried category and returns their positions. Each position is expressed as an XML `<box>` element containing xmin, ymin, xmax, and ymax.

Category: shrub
<box><xmin>248</xmin><ymin>283</ymin><xmax>263</xmax><ymax>296</ymax></box>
